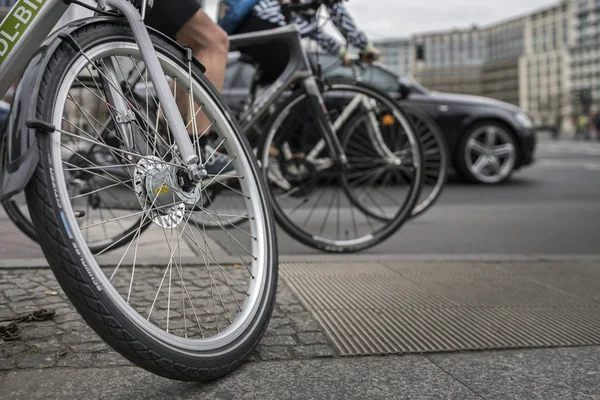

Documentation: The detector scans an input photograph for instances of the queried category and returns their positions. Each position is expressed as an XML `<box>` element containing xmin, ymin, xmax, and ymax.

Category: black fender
<box><xmin>0</xmin><ymin>16</ymin><xmax>205</xmax><ymax>202</ymax></box>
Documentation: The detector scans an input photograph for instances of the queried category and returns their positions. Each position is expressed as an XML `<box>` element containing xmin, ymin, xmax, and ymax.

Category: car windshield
<box><xmin>374</xmin><ymin>62</ymin><xmax>429</xmax><ymax>95</ymax></box>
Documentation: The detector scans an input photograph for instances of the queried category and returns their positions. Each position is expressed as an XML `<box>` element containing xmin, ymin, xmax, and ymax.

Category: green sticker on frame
<box><xmin>0</xmin><ymin>0</ymin><xmax>48</xmax><ymax>65</ymax></box>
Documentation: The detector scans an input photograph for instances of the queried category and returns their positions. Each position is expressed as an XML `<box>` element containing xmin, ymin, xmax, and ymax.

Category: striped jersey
<box><xmin>250</xmin><ymin>0</ymin><xmax>370</xmax><ymax>55</ymax></box>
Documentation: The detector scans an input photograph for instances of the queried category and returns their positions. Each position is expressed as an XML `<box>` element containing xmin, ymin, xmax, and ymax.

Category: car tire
<box><xmin>456</xmin><ymin>121</ymin><xmax>518</xmax><ymax>184</ymax></box>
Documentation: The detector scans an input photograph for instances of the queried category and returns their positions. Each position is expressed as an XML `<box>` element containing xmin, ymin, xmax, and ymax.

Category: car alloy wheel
<box><xmin>464</xmin><ymin>124</ymin><xmax>516</xmax><ymax>184</ymax></box>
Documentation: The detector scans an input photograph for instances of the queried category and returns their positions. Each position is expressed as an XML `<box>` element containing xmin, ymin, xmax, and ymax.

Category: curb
<box><xmin>1</xmin><ymin>254</ymin><xmax>599</xmax><ymax>269</ymax></box>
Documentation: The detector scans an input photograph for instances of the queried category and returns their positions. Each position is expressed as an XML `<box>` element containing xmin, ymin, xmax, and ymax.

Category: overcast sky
<box><xmin>203</xmin><ymin>0</ymin><xmax>559</xmax><ymax>39</ymax></box>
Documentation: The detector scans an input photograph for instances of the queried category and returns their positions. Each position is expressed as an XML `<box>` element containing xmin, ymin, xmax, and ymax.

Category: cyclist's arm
<box><xmin>295</xmin><ymin>15</ymin><xmax>345</xmax><ymax>56</ymax></box>
<box><xmin>326</xmin><ymin>2</ymin><xmax>373</xmax><ymax>54</ymax></box>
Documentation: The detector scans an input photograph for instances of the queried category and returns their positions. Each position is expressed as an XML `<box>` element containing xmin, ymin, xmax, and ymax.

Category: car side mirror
<box><xmin>398</xmin><ymin>77</ymin><xmax>412</xmax><ymax>99</ymax></box>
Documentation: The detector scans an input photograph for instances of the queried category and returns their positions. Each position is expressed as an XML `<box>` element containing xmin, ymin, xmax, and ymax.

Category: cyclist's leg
<box><xmin>146</xmin><ymin>1</ymin><xmax>228</xmax><ymax>91</ymax></box>
<box><xmin>146</xmin><ymin>1</ymin><xmax>232</xmax><ymax>174</ymax></box>
<box><xmin>234</xmin><ymin>15</ymin><xmax>289</xmax><ymax>84</ymax></box>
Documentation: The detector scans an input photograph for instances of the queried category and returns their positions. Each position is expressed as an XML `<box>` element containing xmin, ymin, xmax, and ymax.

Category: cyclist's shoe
<box><xmin>311</xmin><ymin>157</ymin><xmax>334</xmax><ymax>172</ymax></box>
<box><xmin>203</xmin><ymin>145</ymin><xmax>237</xmax><ymax>182</ymax></box>
<box><xmin>267</xmin><ymin>157</ymin><xmax>292</xmax><ymax>190</ymax></box>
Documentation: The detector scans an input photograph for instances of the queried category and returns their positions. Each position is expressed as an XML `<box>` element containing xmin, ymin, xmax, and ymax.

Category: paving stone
<box><xmin>0</xmin><ymin>266</ymin><xmax>334</xmax><ymax>373</ymax></box>
<box><xmin>92</xmin><ymin>352</ymin><xmax>133</xmax><ymax>367</ymax></box>
<box><xmin>53</xmin><ymin>313</ymin><xmax>81</xmax><ymax>324</ymax></box>
<box><xmin>246</xmin><ymin>349</ymin><xmax>260</xmax><ymax>362</ymax></box>
<box><xmin>59</xmin><ymin>330</ymin><xmax>103</xmax><ymax>345</ymax></box>
<box><xmin>29</xmin><ymin>337</ymin><xmax>64</xmax><ymax>354</ymax></box>
<box><xmin>278</xmin><ymin>304</ymin><xmax>305</xmax><ymax>313</ymax></box>
<box><xmin>0</xmin><ymin>343</ymin><xmax>27</xmax><ymax>357</ymax></box>
<box><xmin>275</xmin><ymin>287</ymin><xmax>300</xmax><ymax>306</ymax></box>
<box><xmin>259</xmin><ymin>335</ymin><xmax>297</xmax><ymax>346</ymax></box>
<box><xmin>267</xmin><ymin>317</ymin><xmax>291</xmax><ymax>329</ymax></box>
<box><xmin>265</xmin><ymin>326</ymin><xmax>295</xmax><ymax>336</ymax></box>
<box><xmin>4</xmin><ymin>289</ymin><xmax>27</xmax><ymax>298</ymax></box>
<box><xmin>297</xmin><ymin>332</ymin><xmax>329</xmax><ymax>345</ymax></box>
<box><xmin>9</xmin><ymin>295</ymin><xmax>37</xmax><ymax>303</ymax></box>
<box><xmin>256</xmin><ymin>345</ymin><xmax>293</xmax><ymax>361</ymax></box>
<box><xmin>14</xmin><ymin>280</ymin><xmax>40</xmax><ymax>290</ymax></box>
<box><xmin>56</xmin><ymin>353</ymin><xmax>95</xmax><ymax>368</ymax></box>
<box><xmin>69</xmin><ymin>342</ymin><xmax>108</xmax><ymax>353</ymax></box>
<box><xmin>292</xmin><ymin>345</ymin><xmax>336</xmax><ymax>359</ymax></box>
<box><xmin>0</xmin><ymin>357</ymin><xmax>14</xmax><ymax>371</ymax></box>
<box><xmin>15</xmin><ymin>353</ymin><xmax>57</xmax><ymax>369</ymax></box>
<box><xmin>20</xmin><ymin>326</ymin><xmax>62</xmax><ymax>340</ymax></box>
<box><xmin>59</xmin><ymin>321</ymin><xmax>89</xmax><ymax>332</ymax></box>
<box><xmin>287</xmin><ymin>312</ymin><xmax>321</xmax><ymax>332</ymax></box>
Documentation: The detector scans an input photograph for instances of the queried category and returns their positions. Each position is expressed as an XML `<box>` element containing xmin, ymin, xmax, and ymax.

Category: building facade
<box><xmin>374</xmin><ymin>0</ymin><xmax>594</xmax><ymax>131</ymax></box>
<box><xmin>570</xmin><ymin>0</ymin><xmax>600</xmax><ymax>116</ymax></box>
<box><xmin>411</xmin><ymin>27</ymin><xmax>486</xmax><ymax>96</ymax></box>
<box><xmin>377</xmin><ymin>18</ymin><xmax>527</xmax><ymax>106</ymax></box>
<box><xmin>482</xmin><ymin>17</ymin><xmax>526</xmax><ymax>105</ymax></box>
<box><xmin>519</xmin><ymin>1</ymin><xmax>573</xmax><ymax>129</ymax></box>
<box><xmin>376</xmin><ymin>37</ymin><xmax>415</xmax><ymax>77</ymax></box>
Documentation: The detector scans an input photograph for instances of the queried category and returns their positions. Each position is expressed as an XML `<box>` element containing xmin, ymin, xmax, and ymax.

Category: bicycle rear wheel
<box><xmin>401</xmin><ymin>104</ymin><xmax>448</xmax><ymax>219</ymax></box>
<box><xmin>340</xmin><ymin>103</ymin><xmax>448</xmax><ymax>220</ymax></box>
<box><xmin>25</xmin><ymin>22</ymin><xmax>277</xmax><ymax>381</ymax></box>
<box><xmin>258</xmin><ymin>80</ymin><xmax>423</xmax><ymax>252</ymax></box>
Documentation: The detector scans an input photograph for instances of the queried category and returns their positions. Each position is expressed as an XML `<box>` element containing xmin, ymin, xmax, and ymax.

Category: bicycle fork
<box><xmin>301</xmin><ymin>77</ymin><xmax>348</xmax><ymax>167</ymax></box>
<box><xmin>302</xmin><ymin>79</ymin><xmax>397</xmax><ymax>164</ymax></box>
<box><xmin>100</xmin><ymin>0</ymin><xmax>202</xmax><ymax>179</ymax></box>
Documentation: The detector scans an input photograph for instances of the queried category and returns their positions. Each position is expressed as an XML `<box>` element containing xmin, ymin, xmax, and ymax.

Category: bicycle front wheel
<box><xmin>258</xmin><ymin>81</ymin><xmax>423</xmax><ymax>252</ymax></box>
<box><xmin>25</xmin><ymin>22</ymin><xmax>277</xmax><ymax>381</ymax></box>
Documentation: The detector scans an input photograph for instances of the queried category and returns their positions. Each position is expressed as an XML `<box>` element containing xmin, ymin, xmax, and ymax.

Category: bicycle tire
<box><xmin>340</xmin><ymin>102</ymin><xmax>448</xmax><ymax>220</ymax></box>
<box><xmin>25</xmin><ymin>21</ymin><xmax>278</xmax><ymax>382</ymax></box>
<box><xmin>257</xmin><ymin>80</ymin><xmax>423</xmax><ymax>252</ymax></box>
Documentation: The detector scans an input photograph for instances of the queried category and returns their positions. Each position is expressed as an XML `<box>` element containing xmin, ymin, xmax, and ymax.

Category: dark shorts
<box><xmin>145</xmin><ymin>0</ymin><xmax>202</xmax><ymax>39</ymax></box>
<box><xmin>234</xmin><ymin>15</ymin><xmax>290</xmax><ymax>85</ymax></box>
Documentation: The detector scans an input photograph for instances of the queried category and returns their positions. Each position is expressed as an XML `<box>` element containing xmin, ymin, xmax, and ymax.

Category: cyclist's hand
<box><xmin>341</xmin><ymin>53</ymin><xmax>352</xmax><ymax>66</ymax></box>
<box><xmin>360</xmin><ymin>47</ymin><xmax>380</xmax><ymax>63</ymax></box>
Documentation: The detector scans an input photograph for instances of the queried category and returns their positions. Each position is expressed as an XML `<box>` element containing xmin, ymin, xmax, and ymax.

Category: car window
<box><xmin>361</xmin><ymin>67</ymin><xmax>399</xmax><ymax>92</ymax></box>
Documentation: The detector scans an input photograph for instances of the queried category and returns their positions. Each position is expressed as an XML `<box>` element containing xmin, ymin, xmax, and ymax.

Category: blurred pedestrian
<box><xmin>575</xmin><ymin>114</ymin><xmax>590</xmax><ymax>140</ymax></box>
<box><xmin>594</xmin><ymin>112</ymin><xmax>600</xmax><ymax>141</ymax></box>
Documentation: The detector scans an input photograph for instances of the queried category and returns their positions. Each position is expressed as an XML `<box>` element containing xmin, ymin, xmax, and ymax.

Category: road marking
<box><xmin>537</xmin><ymin>159</ymin><xmax>600</xmax><ymax>171</ymax></box>
<box><xmin>585</xmin><ymin>164</ymin><xmax>600</xmax><ymax>171</ymax></box>
<box><xmin>537</xmin><ymin>143</ymin><xmax>600</xmax><ymax>156</ymax></box>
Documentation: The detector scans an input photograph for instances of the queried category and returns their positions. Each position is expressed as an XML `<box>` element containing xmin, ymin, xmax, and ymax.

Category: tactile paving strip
<box><xmin>280</xmin><ymin>261</ymin><xmax>600</xmax><ymax>356</ymax></box>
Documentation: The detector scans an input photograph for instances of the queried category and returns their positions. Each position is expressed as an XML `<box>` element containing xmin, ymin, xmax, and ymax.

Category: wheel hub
<box><xmin>134</xmin><ymin>157</ymin><xmax>202</xmax><ymax>229</ymax></box>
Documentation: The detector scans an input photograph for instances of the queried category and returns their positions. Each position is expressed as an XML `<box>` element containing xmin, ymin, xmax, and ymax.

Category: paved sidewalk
<box><xmin>4</xmin><ymin>347</ymin><xmax>600</xmax><ymax>400</ymax></box>
<box><xmin>2</xmin><ymin>263</ymin><xmax>600</xmax><ymax>399</ymax></box>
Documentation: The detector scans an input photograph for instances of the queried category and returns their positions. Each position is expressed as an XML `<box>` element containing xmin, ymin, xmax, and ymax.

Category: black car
<box><xmin>223</xmin><ymin>53</ymin><xmax>536</xmax><ymax>184</ymax></box>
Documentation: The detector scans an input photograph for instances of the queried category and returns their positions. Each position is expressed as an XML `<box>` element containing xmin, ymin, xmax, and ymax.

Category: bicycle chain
<box><xmin>0</xmin><ymin>309</ymin><xmax>56</xmax><ymax>342</ymax></box>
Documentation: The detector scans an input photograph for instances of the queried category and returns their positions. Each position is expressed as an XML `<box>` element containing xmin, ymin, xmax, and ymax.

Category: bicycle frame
<box><xmin>229</xmin><ymin>25</ymin><xmax>348</xmax><ymax>164</ymax></box>
<box><xmin>0</xmin><ymin>0</ymin><xmax>200</xmax><ymax>171</ymax></box>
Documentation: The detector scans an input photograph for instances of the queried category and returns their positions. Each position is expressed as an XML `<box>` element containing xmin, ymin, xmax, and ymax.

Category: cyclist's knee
<box><xmin>178</xmin><ymin>11</ymin><xmax>229</xmax><ymax>57</ymax></box>
<box><xmin>207</xmin><ymin>25</ymin><xmax>229</xmax><ymax>56</ymax></box>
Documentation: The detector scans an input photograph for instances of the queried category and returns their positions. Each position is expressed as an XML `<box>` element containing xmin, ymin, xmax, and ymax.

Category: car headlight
<box><xmin>514</xmin><ymin>112</ymin><xmax>533</xmax><ymax>129</ymax></box>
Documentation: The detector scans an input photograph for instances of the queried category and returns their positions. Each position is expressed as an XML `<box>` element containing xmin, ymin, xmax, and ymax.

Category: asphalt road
<box><xmin>1</xmin><ymin>138</ymin><xmax>598</xmax><ymax>260</ymax></box>
<box><xmin>270</xmin><ymin>138</ymin><xmax>600</xmax><ymax>255</ymax></box>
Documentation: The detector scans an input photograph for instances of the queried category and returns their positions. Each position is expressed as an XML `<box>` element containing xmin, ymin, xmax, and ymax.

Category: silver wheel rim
<box><xmin>465</xmin><ymin>125</ymin><xmax>516</xmax><ymax>184</ymax></box>
<box><xmin>49</xmin><ymin>42</ymin><xmax>270</xmax><ymax>352</ymax></box>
